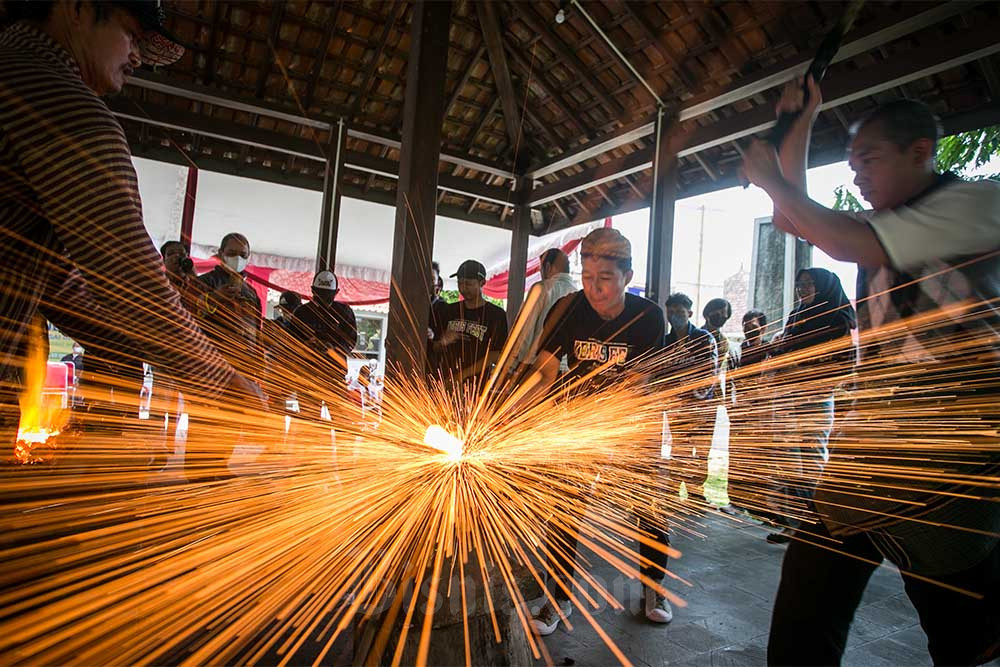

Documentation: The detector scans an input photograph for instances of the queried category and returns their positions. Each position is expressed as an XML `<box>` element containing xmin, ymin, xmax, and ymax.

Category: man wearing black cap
<box><xmin>0</xmin><ymin>0</ymin><xmax>260</xmax><ymax>447</ymax></box>
<box><xmin>429</xmin><ymin>260</ymin><xmax>508</xmax><ymax>386</ymax></box>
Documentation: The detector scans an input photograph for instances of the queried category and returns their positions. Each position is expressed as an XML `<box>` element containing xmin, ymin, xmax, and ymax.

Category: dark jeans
<box><xmin>547</xmin><ymin>475</ymin><xmax>670</xmax><ymax>602</ymax></box>
<box><xmin>547</xmin><ymin>515</ymin><xmax>670</xmax><ymax>602</ymax></box>
<box><xmin>768</xmin><ymin>524</ymin><xmax>1000</xmax><ymax>666</ymax></box>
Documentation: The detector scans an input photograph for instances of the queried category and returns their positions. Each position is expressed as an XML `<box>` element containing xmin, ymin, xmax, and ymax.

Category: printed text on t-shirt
<box><xmin>574</xmin><ymin>340</ymin><xmax>630</xmax><ymax>365</ymax></box>
<box><xmin>447</xmin><ymin>320</ymin><xmax>487</xmax><ymax>341</ymax></box>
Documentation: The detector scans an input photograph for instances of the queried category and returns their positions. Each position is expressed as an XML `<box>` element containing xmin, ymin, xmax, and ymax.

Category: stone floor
<box><xmin>529</xmin><ymin>510</ymin><xmax>994</xmax><ymax>667</ymax></box>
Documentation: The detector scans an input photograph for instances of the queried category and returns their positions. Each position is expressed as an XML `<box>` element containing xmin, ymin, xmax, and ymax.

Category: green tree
<box><xmin>936</xmin><ymin>125</ymin><xmax>1000</xmax><ymax>179</ymax></box>
<box><xmin>832</xmin><ymin>184</ymin><xmax>864</xmax><ymax>212</ymax></box>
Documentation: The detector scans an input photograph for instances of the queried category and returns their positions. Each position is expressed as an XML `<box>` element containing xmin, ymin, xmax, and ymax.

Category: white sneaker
<box><xmin>644</xmin><ymin>586</ymin><xmax>673</xmax><ymax>624</ymax></box>
<box><xmin>531</xmin><ymin>599</ymin><xmax>572</xmax><ymax>636</ymax></box>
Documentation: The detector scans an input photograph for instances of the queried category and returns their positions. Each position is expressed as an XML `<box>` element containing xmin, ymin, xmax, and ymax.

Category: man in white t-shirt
<box><xmin>512</xmin><ymin>248</ymin><xmax>577</xmax><ymax>372</ymax></box>
<box><xmin>743</xmin><ymin>77</ymin><xmax>1000</xmax><ymax>666</ymax></box>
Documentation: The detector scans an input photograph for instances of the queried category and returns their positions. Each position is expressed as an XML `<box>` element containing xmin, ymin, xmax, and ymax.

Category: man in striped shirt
<box><xmin>0</xmin><ymin>1</ymin><xmax>260</xmax><ymax>447</ymax></box>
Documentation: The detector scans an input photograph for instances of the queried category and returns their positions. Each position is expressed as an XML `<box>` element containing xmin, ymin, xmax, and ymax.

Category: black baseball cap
<box><xmin>115</xmin><ymin>1</ymin><xmax>186</xmax><ymax>66</ymax></box>
<box><xmin>450</xmin><ymin>260</ymin><xmax>487</xmax><ymax>281</ymax></box>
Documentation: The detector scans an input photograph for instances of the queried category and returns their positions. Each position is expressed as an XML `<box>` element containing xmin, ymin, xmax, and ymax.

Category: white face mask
<box><xmin>223</xmin><ymin>255</ymin><xmax>249</xmax><ymax>273</ymax></box>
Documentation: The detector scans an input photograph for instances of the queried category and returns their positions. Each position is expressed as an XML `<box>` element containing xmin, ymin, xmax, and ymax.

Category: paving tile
<box><xmin>524</xmin><ymin>511</ymin><xmax>937</xmax><ymax>667</ymax></box>
<box><xmin>662</xmin><ymin>621</ymin><xmax>732</xmax><ymax>655</ymax></box>
<box><xmin>710</xmin><ymin>643</ymin><xmax>767</xmax><ymax>666</ymax></box>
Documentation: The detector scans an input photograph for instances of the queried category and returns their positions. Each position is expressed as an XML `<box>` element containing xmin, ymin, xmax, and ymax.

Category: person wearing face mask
<box><xmin>197</xmin><ymin>232</ymin><xmax>263</xmax><ymax>380</ymax></box>
<box><xmin>291</xmin><ymin>272</ymin><xmax>358</xmax><ymax>420</ymax></box>
<box><xmin>61</xmin><ymin>343</ymin><xmax>85</xmax><ymax>382</ymax></box>
<box><xmin>662</xmin><ymin>293</ymin><xmax>719</xmax><ymax>507</ymax></box>
<box><xmin>765</xmin><ymin>268</ymin><xmax>856</xmax><ymax>544</ymax></box>
<box><xmin>702</xmin><ymin>298</ymin><xmax>735</xmax><ymax>398</ymax></box>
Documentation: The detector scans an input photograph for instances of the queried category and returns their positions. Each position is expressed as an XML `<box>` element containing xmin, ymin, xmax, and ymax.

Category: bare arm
<box><xmin>772</xmin><ymin>75</ymin><xmax>823</xmax><ymax>238</ymax></box>
<box><xmin>747</xmin><ymin>160</ymin><xmax>889</xmax><ymax>267</ymax></box>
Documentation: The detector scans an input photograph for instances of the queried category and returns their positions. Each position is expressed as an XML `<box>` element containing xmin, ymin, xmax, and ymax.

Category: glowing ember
<box><xmin>423</xmin><ymin>425</ymin><xmax>464</xmax><ymax>462</ymax></box>
<box><xmin>14</xmin><ymin>428</ymin><xmax>58</xmax><ymax>464</ymax></box>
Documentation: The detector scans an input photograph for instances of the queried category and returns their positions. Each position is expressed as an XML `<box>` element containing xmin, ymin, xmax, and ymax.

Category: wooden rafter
<box><xmin>617</xmin><ymin>2</ymin><xmax>697</xmax><ymax>92</ymax></box>
<box><xmin>201</xmin><ymin>0</ymin><xmax>224</xmax><ymax>86</ymax></box>
<box><xmin>303</xmin><ymin>1</ymin><xmax>343</xmax><ymax>110</ymax></box>
<box><xmin>517</xmin><ymin>3</ymin><xmax>623</xmax><ymax>119</ymax></box>
<box><xmin>693</xmin><ymin>153</ymin><xmax>718</xmax><ymax>181</ymax></box>
<box><xmin>477</xmin><ymin>1</ymin><xmax>527</xmax><ymax>159</ymax></box>
<box><xmin>348</xmin><ymin>0</ymin><xmax>404</xmax><ymax>122</ymax></box>
<box><xmin>255</xmin><ymin>2</ymin><xmax>286</xmax><ymax>99</ymax></box>
<box><xmin>445</xmin><ymin>44</ymin><xmax>486</xmax><ymax>119</ymax></box>
<box><xmin>503</xmin><ymin>40</ymin><xmax>587</xmax><ymax>137</ymax></box>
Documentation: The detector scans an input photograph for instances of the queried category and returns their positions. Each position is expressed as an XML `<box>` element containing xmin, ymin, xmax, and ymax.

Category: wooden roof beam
<box><xmin>617</xmin><ymin>1</ymin><xmax>698</xmax><ymax>91</ymax></box>
<box><xmin>530</xmin><ymin>20</ymin><xmax>1000</xmax><ymax>206</ymax></box>
<box><xmin>517</xmin><ymin>3</ymin><xmax>624</xmax><ymax>118</ymax></box>
<box><xmin>525</xmin><ymin>1</ymin><xmax>982</xmax><ymax>180</ymax></box>
<box><xmin>255</xmin><ymin>2</ymin><xmax>286</xmax><ymax>99</ymax></box>
<box><xmin>348</xmin><ymin>0</ymin><xmax>404</xmax><ymax>121</ymax></box>
<box><xmin>109</xmin><ymin>98</ymin><xmax>514</xmax><ymax>206</ymax></box>
<box><xmin>303</xmin><ymin>1</ymin><xmax>343</xmax><ymax>110</ymax></box>
<box><xmin>201</xmin><ymin>0</ymin><xmax>224</xmax><ymax>86</ymax></box>
<box><xmin>125</xmin><ymin>72</ymin><xmax>515</xmax><ymax>180</ymax></box>
<box><xmin>502</xmin><ymin>41</ymin><xmax>587</xmax><ymax>137</ymax></box>
<box><xmin>445</xmin><ymin>44</ymin><xmax>486</xmax><ymax>119</ymax></box>
<box><xmin>477</xmin><ymin>1</ymin><xmax>529</xmax><ymax>162</ymax></box>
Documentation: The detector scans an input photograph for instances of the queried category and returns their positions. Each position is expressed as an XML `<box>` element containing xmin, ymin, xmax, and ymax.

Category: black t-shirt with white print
<box><xmin>540</xmin><ymin>291</ymin><xmax>664</xmax><ymax>390</ymax></box>
<box><xmin>430</xmin><ymin>299</ymin><xmax>509</xmax><ymax>380</ymax></box>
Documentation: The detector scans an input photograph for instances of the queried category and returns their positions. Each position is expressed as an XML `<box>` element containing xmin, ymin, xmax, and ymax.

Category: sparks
<box><xmin>423</xmin><ymin>424</ymin><xmax>464</xmax><ymax>462</ymax></box>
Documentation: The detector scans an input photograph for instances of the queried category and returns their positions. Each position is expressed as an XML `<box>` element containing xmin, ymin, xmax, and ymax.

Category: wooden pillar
<box><xmin>645</xmin><ymin>108</ymin><xmax>678</xmax><ymax>307</ymax></box>
<box><xmin>506</xmin><ymin>178</ymin><xmax>532</xmax><ymax>325</ymax></box>
<box><xmin>180</xmin><ymin>166</ymin><xmax>198</xmax><ymax>251</ymax></box>
<box><xmin>385</xmin><ymin>0</ymin><xmax>453</xmax><ymax>375</ymax></box>
<box><xmin>316</xmin><ymin>118</ymin><xmax>347</xmax><ymax>273</ymax></box>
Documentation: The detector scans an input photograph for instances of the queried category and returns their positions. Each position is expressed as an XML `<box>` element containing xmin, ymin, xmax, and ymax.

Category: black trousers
<box><xmin>547</xmin><ymin>513</ymin><xmax>670</xmax><ymax>602</ymax></box>
<box><xmin>768</xmin><ymin>524</ymin><xmax>1000</xmax><ymax>666</ymax></box>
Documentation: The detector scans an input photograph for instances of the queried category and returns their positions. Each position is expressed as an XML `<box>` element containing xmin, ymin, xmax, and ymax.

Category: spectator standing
<box><xmin>662</xmin><ymin>293</ymin><xmax>719</xmax><ymax>505</ymax></box>
<box><xmin>428</xmin><ymin>260</ymin><xmax>508</xmax><ymax>387</ymax></box>
<box><xmin>292</xmin><ymin>272</ymin><xmax>357</xmax><ymax>419</ymax></box>
<box><xmin>512</xmin><ymin>248</ymin><xmax>577</xmax><ymax>373</ymax></box>
<box><xmin>197</xmin><ymin>232</ymin><xmax>263</xmax><ymax>380</ymax></box>
<box><xmin>160</xmin><ymin>240</ymin><xmax>202</xmax><ymax>313</ymax></box>
<box><xmin>766</xmin><ymin>268</ymin><xmax>856</xmax><ymax>544</ymax></box>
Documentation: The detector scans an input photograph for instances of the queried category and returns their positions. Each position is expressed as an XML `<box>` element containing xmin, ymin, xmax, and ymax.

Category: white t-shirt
<box><xmin>867</xmin><ymin>178</ymin><xmax>1000</xmax><ymax>271</ymax></box>
<box><xmin>859</xmin><ymin>178</ymin><xmax>1000</xmax><ymax>363</ymax></box>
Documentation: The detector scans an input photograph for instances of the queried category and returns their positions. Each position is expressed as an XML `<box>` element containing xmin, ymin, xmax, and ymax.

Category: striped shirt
<box><xmin>0</xmin><ymin>22</ymin><xmax>234</xmax><ymax>396</ymax></box>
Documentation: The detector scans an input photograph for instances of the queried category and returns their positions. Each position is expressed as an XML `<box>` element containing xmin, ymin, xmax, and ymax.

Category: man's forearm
<box><xmin>765</xmin><ymin>178</ymin><xmax>888</xmax><ymax>268</ymax></box>
<box><xmin>773</xmin><ymin>114</ymin><xmax>813</xmax><ymax>238</ymax></box>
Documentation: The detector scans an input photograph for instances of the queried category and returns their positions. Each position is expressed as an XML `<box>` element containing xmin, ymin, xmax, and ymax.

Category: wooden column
<box><xmin>180</xmin><ymin>166</ymin><xmax>198</xmax><ymax>251</ymax></box>
<box><xmin>506</xmin><ymin>178</ymin><xmax>532</xmax><ymax>324</ymax></box>
<box><xmin>385</xmin><ymin>0</ymin><xmax>453</xmax><ymax>375</ymax></box>
<box><xmin>316</xmin><ymin>117</ymin><xmax>347</xmax><ymax>273</ymax></box>
<box><xmin>645</xmin><ymin>108</ymin><xmax>678</xmax><ymax>307</ymax></box>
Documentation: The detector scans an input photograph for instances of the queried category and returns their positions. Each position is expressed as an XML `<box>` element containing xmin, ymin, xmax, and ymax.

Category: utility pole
<box><xmin>695</xmin><ymin>204</ymin><xmax>706</xmax><ymax>315</ymax></box>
